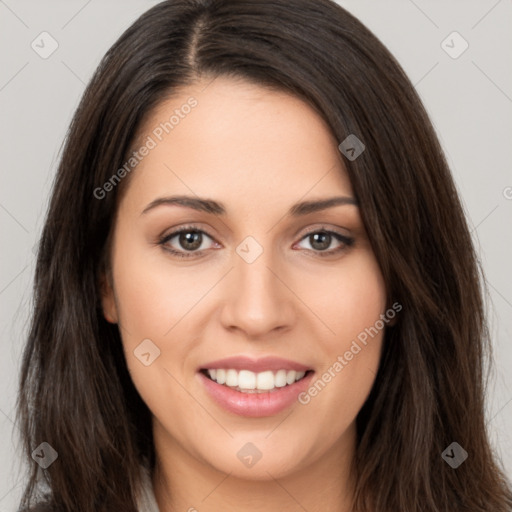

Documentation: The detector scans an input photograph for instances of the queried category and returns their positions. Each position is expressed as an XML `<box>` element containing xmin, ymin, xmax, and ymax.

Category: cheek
<box><xmin>109</xmin><ymin>239</ymin><xmax>223</xmax><ymax>416</ymax></box>
<box><xmin>304</xmin><ymin>249</ymin><xmax>387</xmax><ymax>341</ymax></box>
<box><xmin>295</xmin><ymin>250</ymin><xmax>386</xmax><ymax>416</ymax></box>
<box><xmin>111</xmin><ymin>239</ymin><xmax>214</xmax><ymax>339</ymax></box>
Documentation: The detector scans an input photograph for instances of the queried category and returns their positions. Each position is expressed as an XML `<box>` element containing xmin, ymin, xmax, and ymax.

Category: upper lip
<box><xmin>199</xmin><ymin>356</ymin><xmax>312</xmax><ymax>373</ymax></box>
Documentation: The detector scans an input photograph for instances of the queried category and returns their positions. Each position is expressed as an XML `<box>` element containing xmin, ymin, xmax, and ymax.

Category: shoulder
<box><xmin>18</xmin><ymin>503</ymin><xmax>57</xmax><ymax>512</ymax></box>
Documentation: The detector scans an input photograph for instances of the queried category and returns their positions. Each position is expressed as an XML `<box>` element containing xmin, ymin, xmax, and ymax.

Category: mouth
<box><xmin>199</xmin><ymin>368</ymin><xmax>315</xmax><ymax>393</ymax></box>
<box><xmin>197</xmin><ymin>355</ymin><xmax>315</xmax><ymax>417</ymax></box>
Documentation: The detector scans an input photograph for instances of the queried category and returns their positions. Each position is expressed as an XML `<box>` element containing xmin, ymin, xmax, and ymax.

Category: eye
<box><xmin>158</xmin><ymin>225</ymin><xmax>354</xmax><ymax>259</ymax></box>
<box><xmin>294</xmin><ymin>228</ymin><xmax>354</xmax><ymax>257</ymax></box>
<box><xmin>158</xmin><ymin>225</ymin><xmax>218</xmax><ymax>258</ymax></box>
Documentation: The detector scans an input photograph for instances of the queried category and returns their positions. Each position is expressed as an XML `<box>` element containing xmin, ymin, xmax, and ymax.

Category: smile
<box><xmin>201</xmin><ymin>368</ymin><xmax>311</xmax><ymax>393</ymax></box>
<box><xmin>197</xmin><ymin>355</ymin><xmax>315</xmax><ymax>417</ymax></box>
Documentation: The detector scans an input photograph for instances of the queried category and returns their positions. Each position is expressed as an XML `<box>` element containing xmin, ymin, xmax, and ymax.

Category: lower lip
<box><xmin>198</xmin><ymin>371</ymin><xmax>315</xmax><ymax>417</ymax></box>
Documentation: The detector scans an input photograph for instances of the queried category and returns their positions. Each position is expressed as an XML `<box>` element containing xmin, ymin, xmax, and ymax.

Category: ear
<box><xmin>99</xmin><ymin>271</ymin><xmax>118</xmax><ymax>324</ymax></box>
<box><xmin>386</xmin><ymin>314</ymin><xmax>397</xmax><ymax>327</ymax></box>
<box><xmin>384</xmin><ymin>300</ymin><xmax>401</xmax><ymax>327</ymax></box>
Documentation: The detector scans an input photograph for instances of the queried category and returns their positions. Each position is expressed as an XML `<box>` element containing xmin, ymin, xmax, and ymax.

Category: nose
<box><xmin>219</xmin><ymin>246</ymin><xmax>296</xmax><ymax>339</ymax></box>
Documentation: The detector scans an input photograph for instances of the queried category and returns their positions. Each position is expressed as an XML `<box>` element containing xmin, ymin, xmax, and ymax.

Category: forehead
<box><xmin>123</xmin><ymin>76</ymin><xmax>353</xmax><ymax>213</ymax></box>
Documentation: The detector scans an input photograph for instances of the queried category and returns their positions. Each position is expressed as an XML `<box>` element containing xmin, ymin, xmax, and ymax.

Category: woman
<box><xmin>16</xmin><ymin>0</ymin><xmax>512</xmax><ymax>511</ymax></box>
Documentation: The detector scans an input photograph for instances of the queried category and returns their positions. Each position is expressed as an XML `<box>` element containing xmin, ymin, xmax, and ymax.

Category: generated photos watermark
<box><xmin>93</xmin><ymin>96</ymin><xmax>198</xmax><ymax>200</ymax></box>
<box><xmin>298</xmin><ymin>301</ymin><xmax>402</xmax><ymax>405</ymax></box>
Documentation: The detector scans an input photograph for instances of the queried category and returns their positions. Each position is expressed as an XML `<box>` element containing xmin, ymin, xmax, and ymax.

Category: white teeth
<box><xmin>295</xmin><ymin>370</ymin><xmax>306</xmax><ymax>381</ymax></box>
<box><xmin>204</xmin><ymin>368</ymin><xmax>309</xmax><ymax>392</ymax></box>
<box><xmin>215</xmin><ymin>369</ymin><xmax>226</xmax><ymax>384</ymax></box>
<box><xmin>238</xmin><ymin>370</ymin><xmax>256</xmax><ymax>390</ymax></box>
<box><xmin>274</xmin><ymin>369</ymin><xmax>288</xmax><ymax>387</ymax></box>
<box><xmin>226</xmin><ymin>369</ymin><xmax>238</xmax><ymax>387</ymax></box>
<box><xmin>256</xmin><ymin>370</ymin><xmax>274</xmax><ymax>390</ymax></box>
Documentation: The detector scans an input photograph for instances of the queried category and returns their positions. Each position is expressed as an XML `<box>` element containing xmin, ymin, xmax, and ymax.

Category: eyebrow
<box><xmin>141</xmin><ymin>194</ymin><xmax>358</xmax><ymax>217</ymax></box>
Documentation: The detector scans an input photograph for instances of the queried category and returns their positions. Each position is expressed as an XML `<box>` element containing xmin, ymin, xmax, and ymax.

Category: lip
<box><xmin>198</xmin><ymin>368</ymin><xmax>315</xmax><ymax>418</ymax></box>
<box><xmin>198</xmin><ymin>355</ymin><xmax>311</xmax><ymax>373</ymax></box>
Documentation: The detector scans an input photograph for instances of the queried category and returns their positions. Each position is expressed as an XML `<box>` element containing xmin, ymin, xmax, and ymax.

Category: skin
<box><xmin>101</xmin><ymin>76</ymin><xmax>388</xmax><ymax>512</ymax></box>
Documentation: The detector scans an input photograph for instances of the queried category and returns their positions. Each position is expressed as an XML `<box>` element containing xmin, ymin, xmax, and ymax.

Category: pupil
<box><xmin>311</xmin><ymin>232</ymin><xmax>330</xmax><ymax>251</ymax></box>
<box><xmin>180</xmin><ymin>231</ymin><xmax>202</xmax><ymax>250</ymax></box>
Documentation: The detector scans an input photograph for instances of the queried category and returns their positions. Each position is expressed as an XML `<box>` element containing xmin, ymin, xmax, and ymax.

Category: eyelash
<box><xmin>157</xmin><ymin>224</ymin><xmax>355</xmax><ymax>259</ymax></box>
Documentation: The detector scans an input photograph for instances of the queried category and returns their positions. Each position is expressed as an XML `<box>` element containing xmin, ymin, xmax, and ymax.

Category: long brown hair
<box><xmin>16</xmin><ymin>0</ymin><xmax>512</xmax><ymax>510</ymax></box>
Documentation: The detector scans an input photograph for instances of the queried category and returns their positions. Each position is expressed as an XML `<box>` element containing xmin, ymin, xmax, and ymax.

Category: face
<box><xmin>101</xmin><ymin>76</ymin><xmax>388</xmax><ymax>481</ymax></box>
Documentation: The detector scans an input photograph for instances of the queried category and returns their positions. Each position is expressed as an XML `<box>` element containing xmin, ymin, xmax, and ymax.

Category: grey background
<box><xmin>1</xmin><ymin>0</ymin><xmax>511</xmax><ymax>509</ymax></box>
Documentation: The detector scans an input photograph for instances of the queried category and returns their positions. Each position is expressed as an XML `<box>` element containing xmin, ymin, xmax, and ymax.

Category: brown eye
<box><xmin>308</xmin><ymin>232</ymin><xmax>332</xmax><ymax>251</ymax></box>
<box><xmin>295</xmin><ymin>229</ymin><xmax>354</xmax><ymax>257</ymax></box>
<box><xmin>158</xmin><ymin>226</ymin><xmax>217</xmax><ymax>258</ymax></box>
<box><xmin>178</xmin><ymin>231</ymin><xmax>203</xmax><ymax>251</ymax></box>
